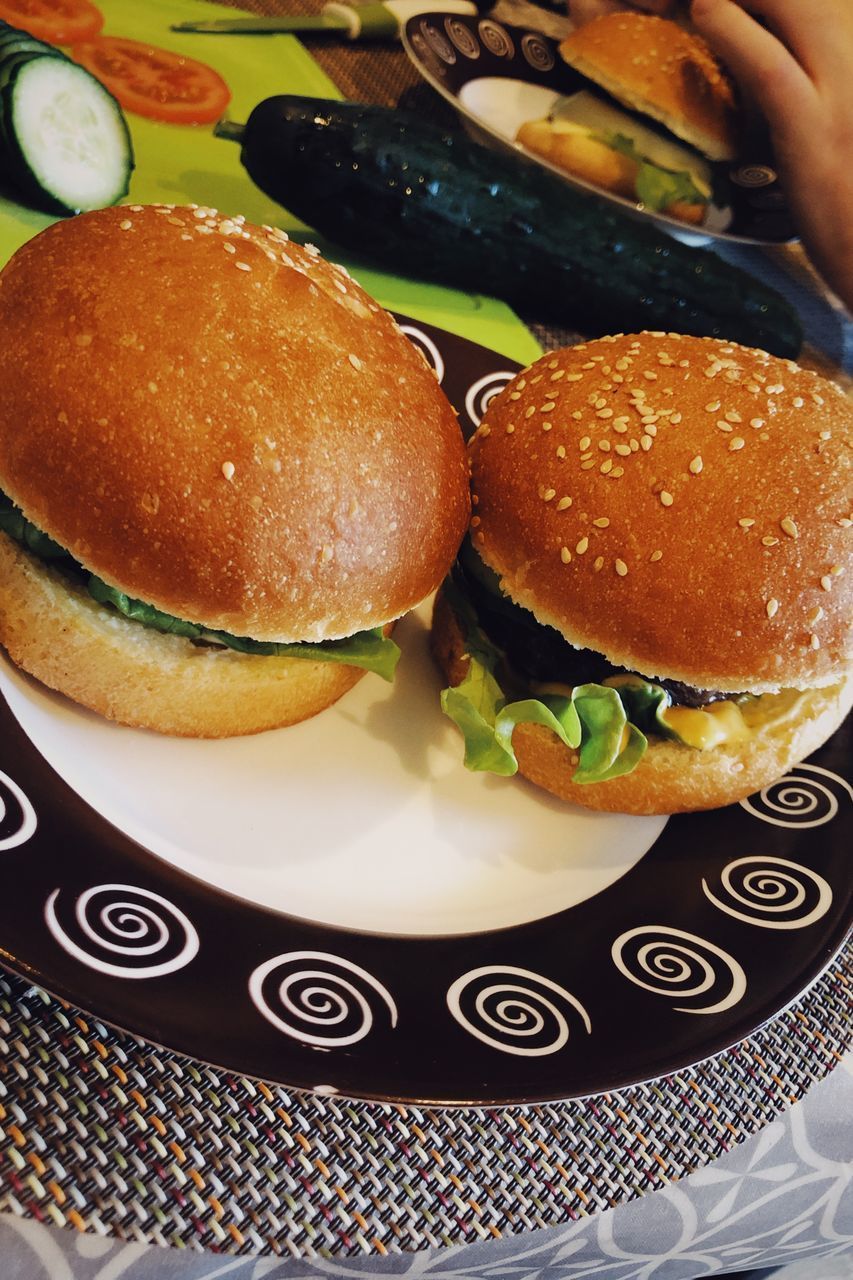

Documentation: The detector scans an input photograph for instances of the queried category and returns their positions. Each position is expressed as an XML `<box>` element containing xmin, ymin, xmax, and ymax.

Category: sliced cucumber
<box><xmin>1</xmin><ymin>55</ymin><xmax>133</xmax><ymax>214</ymax></box>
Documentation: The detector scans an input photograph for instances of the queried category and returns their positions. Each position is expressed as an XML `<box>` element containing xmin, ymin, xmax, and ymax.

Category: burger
<box><xmin>516</xmin><ymin>13</ymin><xmax>738</xmax><ymax>226</ymax></box>
<box><xmin>0</xmin><ymin>204</ymin><xmax>470</xmax><ymax>736</ymax></box>
<box><xmin>432</xmin><ymin>332</ymin><xmax>852</xmax><ymax>814</ymax></box>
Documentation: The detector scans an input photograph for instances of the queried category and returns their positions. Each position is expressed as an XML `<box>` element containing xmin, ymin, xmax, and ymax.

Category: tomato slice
<box><xmin>0</xmin><ymin>0</ymin><xmax>103</xmax><ymax>43</ymax></box>
<box><xmin>71</xmin><ymin>35</ymin><xmax>231</xmax><ymax>126</ymax></box>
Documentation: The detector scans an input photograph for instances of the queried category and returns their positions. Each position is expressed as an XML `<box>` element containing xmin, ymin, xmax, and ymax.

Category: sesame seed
<box><xmin>506</xmin><ymin>424</ymin><xmax>515</xmax><ymax>434</ymax></box>
<box><xmin>729</xmin><ymin>437</ymin><xmax>745</xmax><ymax>451</ymax></box>
<box><xmin>235</xmin><ymin>261</ymin><xmax>252</xmax><ymax>271</ymax></box>
<box><xmin>594</xmin><ymin>556</ymin><xmax>605</xmax><ymax>570</ymax></box>
<box><xmin>660</xmin><ymin>491</ymin><xmax>674</xmax><ymax>507</ymax></box>
<box><xmin>542</xmin><ymin>401</ymin><xmax>556</xmax><ymax>412</ymax></box>
<box><xmin>321</xmin><ymin>544</ymin><xmax>334</xmax><ymax>562</ymax></box>
<box><xmin>560</xmin><ymin>546</ymin><xmax>572</xmax><ymax>564</ymax></box>
<box><xmin>689</xmin><ymin>455</ymin><xmax>703</xmax><ymax>474</ymax></box>
<box><xmin>576</xmin><ymin>537</ymin><xmax>589</xmax><ymax>554</ymax></box>
<box><xmin>609</xmin><ymin>467</ymin><xmax>625</xmax><ymax>478</ymax></box>
<box><xmin>119</xmin><ymin>219</ymin><xmax>132</xmax><ymax>231</ymax></box>
<box><xmin>223</xmin><ymin>242</ymin><xmax>236</xmax><ymax>254</ymax></box>
<box><xmin>565</xmin><ymin>372</ymin><xmax>583</xmax><ymax>381</ymax></box>
<box><xmin>579</xmin><ymin>436</ymin><xmax>591</xmax><ymax>451</ymax></box>
<box><xmin>766</xmin><ymin>598</ymin><xmax>779</xmax><ymax>619</ymax></box>
<box><xmin>596</xmin><ymin>407</ymin><xmax>613</xmax><ymax>419</ymax></box>
<box><xmin>780</xmin><ymin>517</ymin><xmax>798</xmax><ymax>538</ymax></box>
<box><xmin>650</xmin><ymin>549</ymin><xmax>663</xmax><ymax>562</ymax></box>
<box><xmin>551</xmin><ymin>370</ymin><xmax>565</xmax><ymax>382</ymax></box>
<box><xmin>615</xmin><ymin>558</ymin><xmax>628</xmax><ymax>576</ymax></box>
<box><xmin>614</xmin><ymin>444</ymin><xmax>631</xmax><ymax>457</ymax></box>
<box><xmin>821</xmin><ymin>575</ymin><xmax>833</xmax><ymax>591</ymax></box>
<box><xmin>542</xmin><ymin>422</ymin><xmax>553</xmax><ymax>432</ymax></box>
<box><xmin>148</xmin><ymin>381</ymin><xmax>158</xmax><ymax>393</ymax></box>
<box><xmin>592</xmin><ymin>517</ymin><xmax>610</xmax><ymax>528</ymax></box>
<box><xmin>221</xmin><ymin>461</ymin><xmax>235</xmax><ymax>481</ymax></box>
<box><xmin>793</xmin><ymin>396</ymin><xmax>804</xmax><ymax>408</ymax></box>
<box><xmin>348</xmin><ymin>353</ymin><xmax>363</xmax><ymax>370</ymax></box>
<box><xmin>762</xmin><ymin>536</ymin><xmax>779</xmax><ymax>546</ymax></box>
<box><xmin>643</xmin><ymin>371</ymin><xmax>658</xmax><ymax>381</ymax></box>
<box><xmin>543</xmin><ymin>488</ymin><xmax>556</xmax><ymax>502</ymax></box>
<box><xmin>600</xmin><ymin>459</ymin><xmax>613</xmax><ymax>474</ymax></box>
<box><xmin>509</xmin><ymin>391</ymin><xmax>521</xmax><ymax>401</ymax></box>
<box><xmin>581</xmin><ymin>459</ymin><xmax>596</xmax><ymax>470</ymax></box>
<box><xmin>839</xmin><ymin>518</ymin><xmax>853</xmax><ymax>528</ymax></box>
<box><xmin>525</xmin><ymin>406</ymin><xmax>536</xmax><ymax>418</ymax></box>
<box><xmin>808</xmin><ymin>606</ymin><xmax>824</xmax><ymax>624</ymax></box>
<box><xmin>598</xmin><ymin>439</ymin><xmax>611</xmax><ymax>452</ymax></box>
<box><xmin>640</xmin><ymin>434</ymin><xmax>653</xmax><ymax>451</ymax></box>
<box><xmin>670</xmin><ymin>413</ymin><xmax>682</xmax><ymax>424</ymax></box>
<box><xmin>810</xmin><ymin>633</ymin><xmax>821</xmax><ymax>650</ymax></box>
<box><xmin>581</xmin><ymin>361</ymin><xmax>596</xmax><ymax>370</ymax></box>
<box><xmin>716</xmin><ymin>420</ymin><xmax>733</xmax><ymax>433</ymax></box>
<box><xmin>750</xmin><ymin>418</ymin><xmax>765</xmax><ymax>429</ymax></box>
<box><xmin>738</xmin><ymin>518</ymin><xmax>755</xmax><ymax>528</ymax></box>
<box><xmin>557</xmin><ymin>496</ymin><xmax>572</xmax><ymax>510</ymax></box>
<box><xmin>594</xmin><ymin>397</ymin><xmax>607</xmax><ymax>410</ymax></box>
<box><xmin>556</xmin><ymin>445</ymin><xmax>566</xmax><ymax>458</ymax></box>
<box><xmin>725</xmin><ymin>409</ymin><xmax>742</xmax><ymax>423</ymax></box>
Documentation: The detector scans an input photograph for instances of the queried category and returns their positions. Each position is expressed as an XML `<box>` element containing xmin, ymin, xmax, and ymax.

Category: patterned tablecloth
<box><xmin>1</xmin><ymin>0</ymin><xmax>852</xmax><ymax>1273</ymax></box>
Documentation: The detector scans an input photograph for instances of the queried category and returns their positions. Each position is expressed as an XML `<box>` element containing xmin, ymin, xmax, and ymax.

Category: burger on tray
<box><xmin>432</xmin><ymin>332</ymin><xmax>852</xmax><ymax>814</ymax></box>
<box><xmin>0</xmin><ymin>204</ymin><xmax>470</xmax><ymax>737</ymax></box>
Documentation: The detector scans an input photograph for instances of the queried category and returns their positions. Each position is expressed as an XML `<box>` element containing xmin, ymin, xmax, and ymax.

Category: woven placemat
<box><xmin>0</xmin><ymin>948</ymin><xmax>849</xmax><ymax>1257</ymax></box>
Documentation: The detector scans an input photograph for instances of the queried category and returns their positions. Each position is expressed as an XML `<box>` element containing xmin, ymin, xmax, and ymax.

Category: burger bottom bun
<box><xmin>0</xmin><ymin>535</ymin><xmax>368</xmax><ymax>738</ymax></box>
<box><xmin>431</xmin><ymin>586</ymin><xmax>853</xmax><ymax>816</ymax></box>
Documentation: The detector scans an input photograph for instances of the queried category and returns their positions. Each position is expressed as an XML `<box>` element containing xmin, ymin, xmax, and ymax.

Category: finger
<box><xmin>567</xmin><ymin>0</ymin><xmax>627</xmax><ymax>25</ymax></box>
<box><xmin>690</xmin><ymin>0</ymin><xmax>816</xmax><ymax>129</ymax></box>
<box><xmin>701</xmin><ymin>0</ymin><xmax>853</xmax><ymax>83</ymax></box>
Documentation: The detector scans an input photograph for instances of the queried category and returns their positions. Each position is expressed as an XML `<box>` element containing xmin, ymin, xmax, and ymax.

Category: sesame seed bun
<box><xmin>431</xmin><ymin>583</ymin><xmax>853</xmax><ymax>814</ymax></box>
<box><xmin>0</xmin><ymin>535</ymin><xmax>367</xmax><ymax>737</ymax></box>
<box><xmin>468</xmin><ymin>333</ymin><xmax>852</xmax><ymax>695</ymax></box>
<box><xmin>0</xmin><ymin>204</ymin><xmax>469</xmax><ymax>645</ymax></box>
<box><xmin>559</xmin><ymin>13</ymin><xmax>738</xmax><ymax>162</ymax></box>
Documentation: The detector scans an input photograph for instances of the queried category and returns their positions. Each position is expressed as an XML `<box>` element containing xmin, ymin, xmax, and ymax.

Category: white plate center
<box><xmin>1</xmin><ymin>604</ymin><xmax>665</xmax><ymax>936</ymax></box>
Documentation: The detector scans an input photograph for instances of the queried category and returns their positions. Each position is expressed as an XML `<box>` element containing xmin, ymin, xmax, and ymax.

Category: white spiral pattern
<box><xmin>447</xmin><ymin>965</ymin><xmax>591</xmax><ymax>1057</ymax></box>
<box><xmin>521</xmin><ymin>32</ymin><xmax>555</xmax><ymax>72</ymax></box>
<box><xmin>703</xmin><ymin>856</ymin><xmax>833</xmax><ymax>930</ymax></box>
<box><xmin>249</xmin><ymin>952</ymin><xmax>398</xmax><ymax>1048</ymax></box>
<box><xmin>0</xmin><ymin>769</ymin><xmax>37</xmax><ymax>851</ymax></box>
<box><xmin>445</xmin><ymin>17</ymin><xmax>480</xmax><ymax>59</ymax></box>
<box><xmin>398</xmin><ymin>323</ymin><xmax>446</xmax><ymax>385</ymax></box>
<box><xmin>478</xmin><ymin>19</ymin><xmax>514</xmax><ymax>58</ymax></box>
<box><xmin>740</xmin><ymin>764</ymin><xmax>852</xmax><ymax>828</ymax></box>
<box><xmin>611</xmin><ymin>927</ymin><xmax>747</xmax><ymax>1015</ymax></box>
<box><xmin>45</xmin><ymin>884</ymin><xmax>199</xmax><ymax>979</ymax></box>
<box><xmin>464</xmin><ymin>371</ymin><xmax>515</xmax><ymax>428</ymax></box>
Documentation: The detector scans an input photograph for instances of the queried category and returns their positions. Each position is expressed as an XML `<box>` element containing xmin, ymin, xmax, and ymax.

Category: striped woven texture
<box><xmin>0</xmin><ymin>950</ymin><xmax>849</xmax><ymax>1257</ymax></box>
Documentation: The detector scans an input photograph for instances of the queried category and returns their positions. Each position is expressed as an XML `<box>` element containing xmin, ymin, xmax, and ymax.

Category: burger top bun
<box><xmin>469</xmin><ymin>332</ymin><xmax>852</xmax><ymax>695</ymax></box>
<box><xmin>559</xmin><ymin>13</ymin><xmax>738</xmax><ymax>162</ymax></box>
<box><xmin>0</xmin><ymin>205</ymin><xmax>470</xmax><ymax>643</ymax></box>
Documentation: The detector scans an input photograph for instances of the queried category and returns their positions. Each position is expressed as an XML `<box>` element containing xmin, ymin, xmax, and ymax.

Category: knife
<box><xmin>172</xmin><ymin>0</ymin><xmax>478</xmax><ymax>40</ymax></box>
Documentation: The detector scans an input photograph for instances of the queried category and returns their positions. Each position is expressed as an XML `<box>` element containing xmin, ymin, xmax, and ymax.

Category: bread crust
<box><xmin>0</xmin><ymin>534</ymin><xmax>368</xmax><ymax>737</ymax></box>
<box><xmin>0</xmin><ymin>205</ymin><xmax>470</xmax><ymax>643</ymax></box>
<box><xmin>431</xmin><ymin>584</ymin><xmax>853</xmax><ymax>815</ymax></box>
<box><xmin>559</xmin><ymin>13</ymin><xmax>738</xmax><ymax>162</ymax></box>
<box><xmin>469</xmin><ymin>333</ymin><xmax>852</xmax><ymax>694</ymax></box>
<box><xmin>515</xmin><ymin>119</ymin><xmax>705</xmax><ymax>225</ymax></box>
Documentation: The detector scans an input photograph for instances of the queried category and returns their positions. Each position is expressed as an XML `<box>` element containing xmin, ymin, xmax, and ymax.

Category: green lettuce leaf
<box><xmin>0</xmin><ymin>491</ymin><xmax>70</xmax><ymax>560</ymax></box>
<box><xmin>439</xmin><ymin>579</ymin><xmax>654</xmax><ymax>784</ymax></box>
<box><xmin>87</xmin><ymin>576</ymin><xmax>401</xmax><ymax>680</ymax></box>
<box><xmin>1</xmin><ymin>485</ymin><xmax>400</xmax><ymax>680</ymax></box>
<box><xmin>601</xmin><ymin>132</ymin><xmax>707</xmax><ymax>212</ymax></box>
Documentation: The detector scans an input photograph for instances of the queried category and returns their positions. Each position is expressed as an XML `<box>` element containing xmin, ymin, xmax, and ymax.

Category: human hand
<box><xmin>691</xmin><ymin>0</ymin><xmax>853</xmax><ymax>312</ymax></box>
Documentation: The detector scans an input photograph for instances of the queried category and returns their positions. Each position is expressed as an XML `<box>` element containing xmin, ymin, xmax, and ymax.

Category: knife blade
<box><xmin>172</xmin><ymin>0</ymin><xmax>478</xmax><ymax>40</ymax></box>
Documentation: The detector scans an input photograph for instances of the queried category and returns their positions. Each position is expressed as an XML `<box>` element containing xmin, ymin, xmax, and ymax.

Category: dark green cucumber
<box><xmin>218</xmin><ymin>96</ymin><xmax>802</xmax><ymax>357</ymax></box>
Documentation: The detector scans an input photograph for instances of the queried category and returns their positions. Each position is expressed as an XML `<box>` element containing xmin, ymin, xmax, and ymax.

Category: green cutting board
<box><xmin>0</xmin><ymin>0</ymin><xmax>541</xmax><ymax>365</ymax></box>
